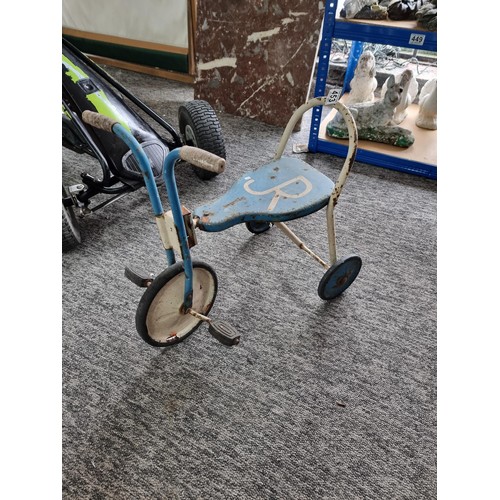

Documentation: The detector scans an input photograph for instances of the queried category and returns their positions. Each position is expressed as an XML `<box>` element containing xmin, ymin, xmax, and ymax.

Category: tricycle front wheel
<box><xmin>136</xmin><ymin>261</ymin><xmax>218</xmax><ymax>347</ymax></box>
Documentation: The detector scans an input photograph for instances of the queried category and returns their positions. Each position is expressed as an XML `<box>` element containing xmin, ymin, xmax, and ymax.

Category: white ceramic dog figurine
<box><xmin>416</xmin><ymin>78</ymin><xmax>437</xmax><ymax>130</ymax></box>
<box><xmin>327</xmin><ymin>74</ymin><xmax>414</xmax><ymax>147</ymax></box>
<box><xmin>381</xmin><ymin>68</ymin><xmax>418</xmax><ymax>124</ymax></box>
<box><xmin>346</xmin><ymin>50</ymin><xmax>378</xmax><ymax>105</ymax></box>
<box><xmin>335</xmin><ymin>73</ymin><xmax>402</xmax><ymax>128</ymax></box>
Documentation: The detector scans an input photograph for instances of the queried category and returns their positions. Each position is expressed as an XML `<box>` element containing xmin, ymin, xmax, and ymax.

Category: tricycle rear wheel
<box><xmin>245</xmin><ymin>221</ymin><xmax>272</xmax><ymax>234</ymax></box>
<box><xmin>318</xmin><ymin>255</ymin><xmax>362</xmax><ymax>300</ymax></box>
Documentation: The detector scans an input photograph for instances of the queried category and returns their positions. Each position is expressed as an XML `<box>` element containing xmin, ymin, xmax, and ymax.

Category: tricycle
<box><xmin>62</xmin><ymin>37</ymin><xmax>226</xmax><ymax>251</ymax></box>
<box><xmin>82</xmin><ymin>90</ymin><xmax>360</xmax><ymax>346</ymax></box>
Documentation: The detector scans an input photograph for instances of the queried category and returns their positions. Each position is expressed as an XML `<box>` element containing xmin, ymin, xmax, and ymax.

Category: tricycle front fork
<box><xmin>112</xmin><ymin>124</ymin><xmax>194</xmax><ymax>310</ymax></box>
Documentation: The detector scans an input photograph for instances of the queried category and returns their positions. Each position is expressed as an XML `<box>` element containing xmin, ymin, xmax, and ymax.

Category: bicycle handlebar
<box><xmin>179</xmin><ymin>146</ymin><xmax>225</xmax><ymax>174</ymax></box>
<box><xmin>82</xmin><ymin>110</ymin><xmax>117</xmax><ymax>133</ymax></box>
<box><xmin>82</xmin><ymin>111</ymin><xmax>225</xmax><ymax>174</ymax></box>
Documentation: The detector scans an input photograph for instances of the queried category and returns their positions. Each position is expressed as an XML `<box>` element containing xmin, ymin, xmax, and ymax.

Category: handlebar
<box><xmin>82</xmin><ymin>110</ymin><xmax>117</xmax><ymax>133</ymax></box>
<box><xmin>179</xmin><ymin>146</ymin><xmax>225</xmax><ymax>174</ymax></box>
<box><xmin>82</xmin><ymin>111</ymin><xmax>225</xmax><ymax>174</ymax></box>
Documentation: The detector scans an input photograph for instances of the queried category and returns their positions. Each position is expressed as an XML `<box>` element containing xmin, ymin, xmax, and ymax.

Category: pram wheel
<box><xmin>136</xmin><ymin>261</ymin><xmax>218</xmax><ymax>347</ymax></box>
<box><xmin>178</xmin><ymin>100</ymin><xmax>226</xmax><ymax>180</ymax></box>
<box><xmin>245</xmin><ymin>221</ymin><xmax>272</xmax><ymax>234</ymax></box>
<box><xmin>318</xmin><ymin>255</ymin><xmax>362</xmax><ymax>300</ymax></box>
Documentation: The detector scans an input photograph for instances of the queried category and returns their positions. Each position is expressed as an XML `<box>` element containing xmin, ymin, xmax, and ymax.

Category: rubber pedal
<box><xmin>124</xmin><ymin>266</ymin><xmax>154</xmax><ymax>288</ymax></box>
<box><xmin>208</xmin><ymin>320</ymin><xmax>240</xmax><ymax>346</ymax></box>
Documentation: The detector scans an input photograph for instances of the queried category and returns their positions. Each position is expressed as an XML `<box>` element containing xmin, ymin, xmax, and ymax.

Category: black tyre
<box><xmin>178</xmin><ymin>100</ymin><xmax>226</xmax><ymax>180</ymax></box>
<box><xmin>62</xmin><ymin>186</ymin><xmax>81</xmax><ymax>251</ymax></box>
<box><xmin>245</xmin><ymin>221</ymin><xmax>272</xmax><ymax>234</ymax></box>
<box><xmin>136</xmin><ymin>261</ymin><xmax>218</xmax><ymax>347</ymax></box>
<box><xmin>318</xmin><ymin>255</ymin><xmax>362</xmax><ymax>300</ymax></box>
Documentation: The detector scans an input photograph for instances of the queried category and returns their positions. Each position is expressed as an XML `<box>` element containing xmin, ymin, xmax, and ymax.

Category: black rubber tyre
<box><xmin>318</xmin><ymin>255</ymin><xmax>362</xmax><ymax>300</ymax></box>
<box><xmin>245</xmin><ymin>221</ymin><xmax>272</xmax><ymax>234</ymax></box>
<box><xmin>62</xmin><ymin>186</ymin><xmax>81</xmax><ymax>251</ymax></box>
<box><xmin>136</xmin><ymin>261</ymin><xmax>218</xmax><ymax>347</ymax></box>
<box><xmin>178</xmin><ymin>100</ymin><xmax>226</xmax><ymax>180</ymax></box>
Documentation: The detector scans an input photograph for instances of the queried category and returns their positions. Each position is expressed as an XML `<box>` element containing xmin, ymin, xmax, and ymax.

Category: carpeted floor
<box><xmin>62</xmin><ymin>66</ymin><xmax>437</xmax><ymax>499</ymax></box>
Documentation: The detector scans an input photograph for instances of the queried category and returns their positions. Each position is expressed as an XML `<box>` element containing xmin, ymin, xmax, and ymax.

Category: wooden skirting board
<box><xmin>63</xmin><ymin>27</ymin><xmax>194</xmax><ymax>84</ymax></box>
<box><xmin>62</xmin><ymin>28</ymin><xmax>189</xmax><ymax>56</ymax></box>
<box><xmin>88</xmin><ymin>54</ymin><xmax>194</xmax><ymax>84</ymax></box>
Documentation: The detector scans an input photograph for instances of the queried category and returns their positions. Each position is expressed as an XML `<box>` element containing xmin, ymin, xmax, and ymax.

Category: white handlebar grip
<box><xmin>82</xmin><ymin>110</ymin><xmax>118</xmax><ymax>133</ymax></box>
<box><xmin>179</xmin><ymin>146</ymin><xmax>226</xmax><ymax>173</ymax></box>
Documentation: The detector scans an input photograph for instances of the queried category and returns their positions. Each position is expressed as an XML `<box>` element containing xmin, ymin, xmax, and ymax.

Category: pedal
<box><xmin>124</xmin><ymin>266</ymin><xmax>154</xmax><ymax>287</ymax></box>
<box><xmin>208</xmin><ymin>320</ymin><xmax>240</xmax><ymax>346</ymax></box>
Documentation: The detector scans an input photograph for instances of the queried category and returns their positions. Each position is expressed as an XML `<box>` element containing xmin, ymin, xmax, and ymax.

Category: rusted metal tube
<box><xmin>275</xmin><ymin>222</ymin><xmax>329</xmax><ymax>270</ymax></box>
<box><xmin>329</xmin><ymin>101</ymin><xmax>358</xmax><ymax>201</ymax></box>
<box><xmin>326</xmin><ymin>199</ymin><xmax>337</xmax><ymax>264</ymax></box>
<box><xmin>187</xmin><ymin>308</ymin><xmax>211</xmax><ymax>323</ymax></box>
<box><xmin>325</xmin><ymin>101</ymin><xmax>358</xmax><ymax>264</ymax></box>
<box><xmin>274</xmin><ymin>97</ymin><xmax>326</xmax><ymax>160</ymax></box>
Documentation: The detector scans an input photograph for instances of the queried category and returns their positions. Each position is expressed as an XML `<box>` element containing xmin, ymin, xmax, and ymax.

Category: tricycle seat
<box><xmin>193</xmin><ymin>156</ymin><xmax>334</xmax><ymax>232</ymax></box>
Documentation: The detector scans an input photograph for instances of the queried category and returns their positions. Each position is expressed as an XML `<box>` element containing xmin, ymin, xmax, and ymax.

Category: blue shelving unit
<box><xmin>308</xmin><ymin>0</ymin><xmax>437</xmax><ymax>180</ymax></box>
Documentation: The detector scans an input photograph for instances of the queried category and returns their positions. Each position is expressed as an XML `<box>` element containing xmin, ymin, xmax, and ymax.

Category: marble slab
<box><xmin>194</xmin><ymin>1</ymin><xmax>325</xmax><ymax>129</ymax></box>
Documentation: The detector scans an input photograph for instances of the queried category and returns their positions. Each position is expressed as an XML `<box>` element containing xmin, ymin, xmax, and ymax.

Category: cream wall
<box><xmin>62</xmin><ymin>0</ymin><xmax>188</xmax><ymax>49</ymax></box>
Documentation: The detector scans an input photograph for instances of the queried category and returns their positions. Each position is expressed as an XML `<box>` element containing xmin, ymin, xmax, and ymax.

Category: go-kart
<box><xmin>62</xmin><ymin>37</ymin><xmax>226</xmax><ymax>251</ymax></box>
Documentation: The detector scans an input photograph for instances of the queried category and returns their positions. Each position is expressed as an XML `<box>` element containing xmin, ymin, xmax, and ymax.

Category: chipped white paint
<box><xmin>198</xmin><ymin>57</ymin><xmax>237</xmax><ymax>71</ymax></box>
<box><xmin>202</xmin><ymin>19</ymin><xmax>208</xmax><ymax>30</ymax></box>
<box><xmin>281</xmin><ymin>17</ymin><xmax>294</xmax><ymax>25</ymax></box>
<box><xmin>275</xmin><ymin>222</ymin><xmax>329</xmax><ymax>269</ymax></box>
<box><xmin>244</xmin><ymin>176</ymin><xmax>313</xmax><ymax>211</ymax></box>
<box><xmin>289</xmin><ymin>11</ymin><xmax>307</xmax><ymax>16</ymax></box>
<box><xmin>247</xmin><ymin>27</ymin><xmax>280</xmax><ymax>44</ymax></box>
<box><xmin>286</xmin><ymin>72</ymin><xmax>295</xmax><ymax>86</ymax></box>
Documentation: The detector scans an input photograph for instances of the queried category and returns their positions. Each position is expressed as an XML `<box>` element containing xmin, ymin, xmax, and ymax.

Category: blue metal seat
<box><xmin>193</xmin><ymin>156</ymin><xmax>334</xmax><ymax>232</ymax></box>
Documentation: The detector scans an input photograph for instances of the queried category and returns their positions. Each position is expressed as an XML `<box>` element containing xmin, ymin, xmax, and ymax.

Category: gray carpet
<box><xmin>62</xmin><ymin>67</ymin><xmax>437</xmax><ymax>499</ymax></box>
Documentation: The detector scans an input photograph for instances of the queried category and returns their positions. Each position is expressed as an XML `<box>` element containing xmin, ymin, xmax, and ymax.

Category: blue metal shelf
<box><xmin>308</xmin><ymin>0</ymin><xmax>437</xmax><ymax>180</ymax></box>
<box><xmin>333</xmin><ymin>18</ymin><xmax>437</xmax><ymax>51</ymax></box>
<box><xmin>310</xmin><ymin>137</ymin><xmax>437</xmax><ymax>180</ymax></box>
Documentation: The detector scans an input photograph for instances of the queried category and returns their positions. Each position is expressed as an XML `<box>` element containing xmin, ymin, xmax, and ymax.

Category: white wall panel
<box><xmin>62</xmin><ymin>0</ymin><xmax>188</xmax><ymax>49</ymax></box>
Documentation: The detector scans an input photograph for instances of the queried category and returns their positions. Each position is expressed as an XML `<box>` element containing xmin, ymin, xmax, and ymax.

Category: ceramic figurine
<box><xmin>341</xmin><ymin>0</ymin><xmax>388</xmax><ymax>19</ymax></box>
<box><xmin>332</xmin><ymin>74</ymin><xmax>401</xmax><ymax>129</ymax></box>
<box><xmin>416</xmin><ymin>0</ymin><xmax>437</xmax><ymax>31</ymax></box>
<box><xmin>381</xmin><ymin>0</ymin><xmax>427</xmax><ymax>20</ymax></box>
<box><xmin>380</xmin><ymin>69</ymin><xmax>418</xmax><ymax>124</ymax></box>
<box><xmin>341</xmin><ymin>0</ymin><xmax>377</xmax><ymax>18</ymax></box>
<box><xmin>327</xmin><ymin>74</ymin><xmax>415</xmax><ymax>147</ymax></box>
<box><xmin>416</xmin><ymin>78</ymin><xmax>437</xmax><ymax>130</ymax></box>
<box><xmin>346</xmin><ymin>50</ymin><xmax>378</xmax><ymax>105</ymax></box>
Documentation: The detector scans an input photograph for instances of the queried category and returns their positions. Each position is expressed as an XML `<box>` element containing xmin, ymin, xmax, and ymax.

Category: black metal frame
<box><xmin>62</xmin><ymin>37</ymin><xmax>184</xmax><ymax>212</ymax></box>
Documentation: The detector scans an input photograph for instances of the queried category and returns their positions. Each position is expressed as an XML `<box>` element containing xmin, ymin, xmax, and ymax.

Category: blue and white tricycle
<box><xmin>82</xmin><ymin>93</ymin><xmax>360</xmax><ymax>348</ymax></box>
